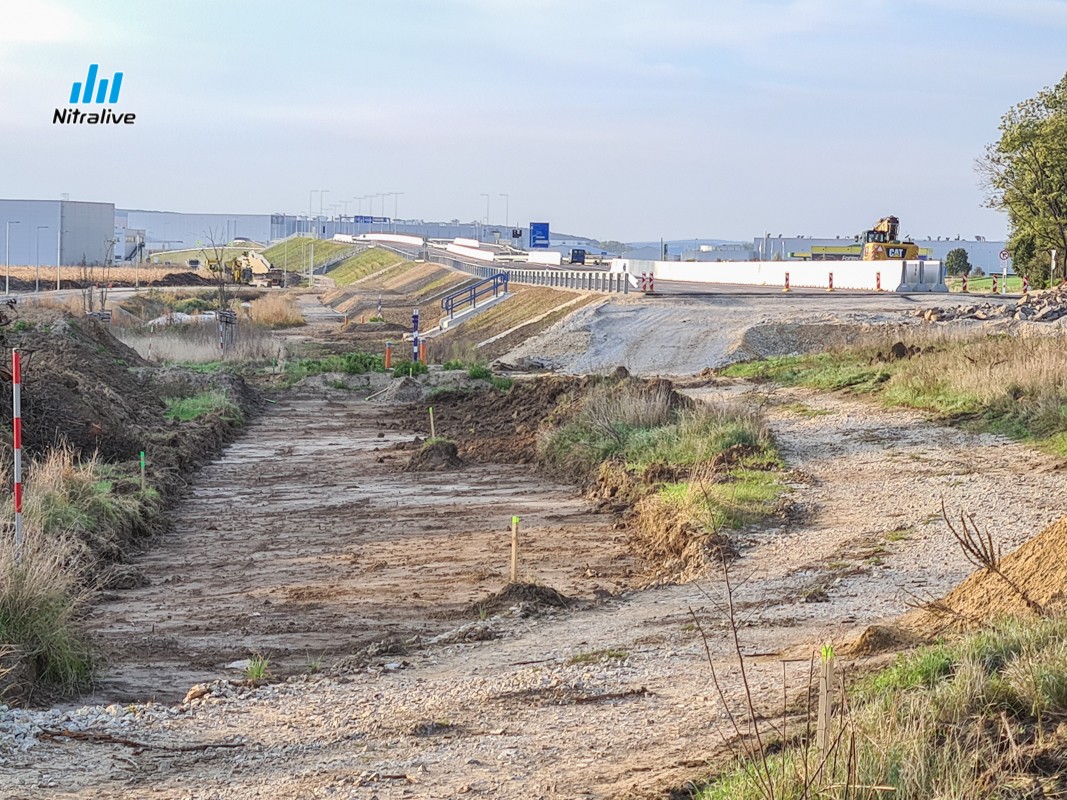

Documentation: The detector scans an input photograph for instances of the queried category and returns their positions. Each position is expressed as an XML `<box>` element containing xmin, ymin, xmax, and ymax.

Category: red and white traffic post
<box><xmin>12</xmin><ymin>348</ymin><xmax>23</xmax><ymax>564</ymax></box>
<box><xmin>827</xmin><ymin>272</ymin><xmax>834</xmax><ymax>292</ymax></box>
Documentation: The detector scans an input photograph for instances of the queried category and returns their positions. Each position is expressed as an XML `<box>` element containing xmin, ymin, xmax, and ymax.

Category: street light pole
<box><xmin>36</xmin><ymin>226</ymin><xmax>48</xmax><ymax>292</ymax></box>
<box><xmin>393</xmin><ymin>192</ymin><xmax>404</xmax><ymax>233</ymax></box>
<box><xmin>5</xmin><ymin>221</ymin><xmax>21</xmax><ymax>296</ymax></box>
<box><xmin>499</xmin><ymin>194</ymin><xmax>509</xmax><ymax>227</ymax></box>
<box><xmin>319</xmin><ymin>189</ymin><xmax>329</xmax><ymax>239</ymax></box>
<box><xmin>309</xmin><ymin>190</ymin><xmax>318</xmax><ymax>238</ymax></box>
<box><xmin>480</xmin><ymin>193</ymin><xmax>490</xmax><ymax>225</ymax></box>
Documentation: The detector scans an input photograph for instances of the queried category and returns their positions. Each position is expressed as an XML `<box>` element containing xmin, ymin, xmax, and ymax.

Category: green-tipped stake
<box><xmin>139</xmin><ymin>450</ymin><xmax>146</xmax><ymax>492</ymax></box>
<box><xmin>510</xmin><ymin>516</ymin><xmax>520</xmax><ymax>583</ymax></box>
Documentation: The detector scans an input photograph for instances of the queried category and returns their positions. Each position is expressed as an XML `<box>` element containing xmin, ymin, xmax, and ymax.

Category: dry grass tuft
<box><xmin>242</xmin><ymin>293</ymin><xmax>305</xmax><ymax>328</ymax></box>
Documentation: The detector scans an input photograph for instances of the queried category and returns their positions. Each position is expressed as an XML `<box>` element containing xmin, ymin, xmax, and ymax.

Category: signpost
<box><xmin>412</xmin><ymin>307</ymin><xmax>420</xmax><ymax>362</ymax></box>
<box><xmin>1000</xmin><ymin>248</ymin><xmax>1010</xmax><ymax>295</ymax></box>
<box><xmin>529</xmin><ymin>222</ymin><xmax>550</xmax><ymax>249</ymax></box>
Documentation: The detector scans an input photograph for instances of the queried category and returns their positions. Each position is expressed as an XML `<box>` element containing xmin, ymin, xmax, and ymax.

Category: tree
<box><xmin>200</xmin><ymin>227</ymin><xmax>230</xmax><ymax>310</ymax></box>
<box><xmin>978</xmin><ymin>73</ymin><xmax>1067</xmax><ymax>287</ymax></box>
<box><xmin>944</xmin><ymin>247</ymin><xmax>971</xmax><ymax>276</ymax></box>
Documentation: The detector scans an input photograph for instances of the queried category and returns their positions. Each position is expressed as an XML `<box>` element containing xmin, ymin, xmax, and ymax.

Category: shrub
<box><xmin>393</xmin><ymin>360</ymin><xmax>429</xmax><ymax>377</ymax></box>
<box><xmin>245</xmin><ymin>294</ymin><xmax>304</xmax><ymax>328</ymax></box>
<box><xmin>164</xmin><ymin>391</ymin><xmax>243</xmax><ymax>423</ymax></box>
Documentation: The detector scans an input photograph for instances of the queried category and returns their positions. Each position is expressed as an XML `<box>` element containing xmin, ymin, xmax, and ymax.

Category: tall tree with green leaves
<box><xmin>944</xmin><ymin>247</ymin><xmax>971</xmax><ymax>276</ymax></box>
<box><xmin>979</xmin><ymin>73</ymin><xmax>1067</xmax><ymax>287</ymax></box>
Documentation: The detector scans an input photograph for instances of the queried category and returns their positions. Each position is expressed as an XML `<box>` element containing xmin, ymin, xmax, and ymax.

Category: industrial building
<box><xmin>0</xmin><ymin>199</ymin><xmax>116</xmax><ymax>266</ymax></box>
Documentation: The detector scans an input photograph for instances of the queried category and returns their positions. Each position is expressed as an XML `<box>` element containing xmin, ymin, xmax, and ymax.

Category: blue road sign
<box><xmin>529</xmin><ymin>222</ymin><xmax>550</xmax><ymax>249</ymax></box>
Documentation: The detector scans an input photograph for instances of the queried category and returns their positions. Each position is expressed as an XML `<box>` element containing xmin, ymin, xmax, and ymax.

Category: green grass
<box><xmin>698</xmin><ymin>615</ymin><xmax>1067</xmax><ymax>799</ymax></box>
<box><xmin>164</xmin><ymin>391</ymin><xmax>243</xmax><ymax>423</ymax></box>
<box><xmin>328</xmin><ymin>247</ymin><xmax>406</xmax><ymax>286</ymax></box>
<box><xmin>946</xmin><ymin>275</ymin><xmax>1025</xmax><ymax>293</ymax></box>
<box><xmin>720</xmin><ymin>334</ymin><xmax>1067</xmax><ymax>455</ymax></box>
<box><xmin>567</xmin><ymin>648</ymin><xmax>628</xmax><ymax>665</ymax></box>
<box><xmin>393</xmin><ymin>359</ymin><xmax>429</xmax><ymax>377</ymax></box>
<box><xmin>286</xmin><ymin>351</ymin><xmax>386</xmax><ymax>379</ymax></box>
<box><xmin>261</xmin><ymin>237</ymin><xmax>355</xmax><ymax>271</ymax></box>
<box><xmin>244</xmin><ymin>653</ymin><xmax>271</xmax><ymax>682</ymax></box>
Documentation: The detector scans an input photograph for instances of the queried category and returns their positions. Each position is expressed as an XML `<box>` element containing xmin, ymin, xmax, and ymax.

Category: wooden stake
<box><xmin>429</xmin><ymin>406</ymin><xmax>436</xmax><ymax>439</ymax></box>
<box><xmin>510</xmin><ymin>516</ymin><xmax>520</xmax><ymax>583</ymax></box>
<box><xmin>816</xmin><ymin>652</ymin><xmax>835</xmax><ymax>754</ymax></box>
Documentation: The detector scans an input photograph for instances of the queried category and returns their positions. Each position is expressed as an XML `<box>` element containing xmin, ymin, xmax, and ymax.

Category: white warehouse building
<box><xmin>0</xmin><ymin>199</ymin><xmax>116</xmax><ymax>266</ymax></box>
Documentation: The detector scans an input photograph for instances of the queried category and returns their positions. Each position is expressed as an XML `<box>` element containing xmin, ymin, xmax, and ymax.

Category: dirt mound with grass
<box><xmin>405</xmin><ymin>439</ymin><xmax>463</xmax><ymax>472</ymax></box>
<box><xmin>375</xmin><ymin>376</ymin><xmax>426</xmax><ymax>403</ymax></box>
<box><xmin>910</xmin><ymin>515</ymin><xmax>1067</xmax><ymax>633</ymax></box>
<box><xmin>397</xmin><ymin>376</ymin><xmax>591</xmax><ymax>464</ymax></box>
<box><xmin>469</xmin><ymin>582</ymin><xmax>572</xmax><ymax>616</ymax></box>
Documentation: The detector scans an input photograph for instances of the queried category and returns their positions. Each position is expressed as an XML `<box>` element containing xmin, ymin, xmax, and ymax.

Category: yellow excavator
<box><xmin>859</xmin><ymin>216</ymin><xmax>919</xmax><ymax>260</ymax></box>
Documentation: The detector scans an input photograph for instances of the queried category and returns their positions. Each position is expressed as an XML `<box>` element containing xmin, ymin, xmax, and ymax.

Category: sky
<box><xmin>1</xmin><ymin>0</ymin><xmax>1066</xmax><ymax>242</ymax></box>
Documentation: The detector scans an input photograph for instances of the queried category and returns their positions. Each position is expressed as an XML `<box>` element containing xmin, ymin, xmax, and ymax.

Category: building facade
<box><xmin>0</xmin><ymin>199</ymin><xmax>116</xmax><ymax>266</ymax></box>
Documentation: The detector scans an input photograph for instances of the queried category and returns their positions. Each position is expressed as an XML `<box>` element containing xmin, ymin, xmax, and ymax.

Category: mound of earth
<box><xmin>469</xmin><ymin>582</ymin><xmax>572</xmax><ymax>616</ymax></box>
<box><xmin>405</xmin><ymin>439</ymin><xmax>463</xmax><ymax>471</ymax></box>
<box><xmin>911</xmin><ymin>515</ymin><xmax>1067</xmax><ymax>633</ymax></box>
<box><xmin>375</xmin><ymin>376</ymin><xmax>426</xmax><ymax>404</ymax></box>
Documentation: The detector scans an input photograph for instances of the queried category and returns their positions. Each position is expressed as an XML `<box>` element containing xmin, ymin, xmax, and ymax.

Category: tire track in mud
<box><xmin>85</xmin><ymin>391</ymin><xmax>634</xmax><ymax>704</ymax></box>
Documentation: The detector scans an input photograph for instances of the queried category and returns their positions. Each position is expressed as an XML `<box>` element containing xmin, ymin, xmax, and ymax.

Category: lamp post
<box><xmin>309</xmin><ymin>190</ymin><xmax>318</xmax><ymax>238</ymax></box>
<box><xmin>5</xmin><ymin>221</ymin><xmax>20</xmax><ymax>296</ymax></box>
<box><xmin>480</xmin><ymin>193</ymin><xmax>490</xmax><ymax>225</ymax></box>
<box><xmin>319</xmin><ymin>189</ymin><xmax>329</xmax><ymax>239</ymax></box>
<box><xmin>392</xmin><ymin>192</ymin><xmax>404</xmax><ymax>232</ymax></box>
<box><xmin>35</xmin><ymin>226</ymin><xmax>48</xmax><ymax>292</ymax></box>
<box><xmin>499</xmin><ymin>193</ymin><xmax>509</xmax><ymax>227</ymax></box>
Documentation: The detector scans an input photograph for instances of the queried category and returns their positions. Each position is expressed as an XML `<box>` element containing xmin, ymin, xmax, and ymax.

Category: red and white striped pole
<box><xmin>1023</xmin><ymin>275</ymin><xmax>1030</xmax><ymax>293</ymax></box>
<box><xmin>218</xmin><ymin>317</ymin><xmax>224</xmax><ymax>355</ymax></box>
<box><xmin>876</xmin><ymin>271</ymin><xmax>882</xmax><ymax>292</ymax></box>
<box><xmin>827</xmin><ymin>272</ymin><xmax>834</xmax><ymax>292</ymax></box>
<box><xmin>12</xmin><ymin>348</ymin><xmax>23</xmax><ymax>564</ymax></box>
<box><xmin>962</xmin><ymin>274</ymin><xmax>968</xmax><ymax>293</ymax></box>
<box><xmin>991</xmin><ymin>274</ymin><xmax>998</xmax><ymax>294</ymax></box>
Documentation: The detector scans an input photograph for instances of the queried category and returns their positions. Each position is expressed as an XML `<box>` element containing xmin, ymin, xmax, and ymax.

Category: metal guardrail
<box><xmin>422</xmin><ymin>250</ymin><xmax>631</xmax><ymax>294</ymax></box>
<box><xmin>441</xmin><ymin>273</ymin><xmax>509</xmax><ymax>319</ymax></box>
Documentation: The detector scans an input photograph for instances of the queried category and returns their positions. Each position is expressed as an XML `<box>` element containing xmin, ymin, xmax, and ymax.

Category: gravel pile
<box><xmin>917</xmin><ymin>285</ymin><xmax>1067</xmax><ymax>323</ymax></box>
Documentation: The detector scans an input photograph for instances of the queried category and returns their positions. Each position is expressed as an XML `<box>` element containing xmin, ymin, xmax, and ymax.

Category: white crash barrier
<box><xmin>453</xmin><ymin>237</ymin><xmax>481</xmax><ymax>248</ymax></box>
<box><xmin>446</xmin><ymin>243</ymin><xmax>496</xmax><ymax>262</ymax></box>
<box><xmin>358</xmin><ymin>233</ymin><xmax>426</xmax><ymax>246</ymax></box>
<box><xmin>610</xmin><ymin>258</ymin><xmax>946</xmax><ymax>293</ymax></box>
<box><xmin>527</xmin><ymin>250</ymin><xmax>562</xmax><ymax>266</ymax></box>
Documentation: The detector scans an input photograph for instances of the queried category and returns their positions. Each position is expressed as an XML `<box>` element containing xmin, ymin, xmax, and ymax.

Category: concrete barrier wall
<box><xmin>610</xmin><ymin>258</ymin><xmax>946</xmax><ymax>292</ymax></box>
<box><xmin>527</xmin><ymin>251</ymin><xmax>562</xmax><ymax>266</ymax></box>
<box><xmin>454</xmin><ymin>237</ymin><xmax>481</xmax><ymax>248</ymax></box>
<box><xmin>358</xmin><ymin>233</ymin><xmax>426</xmax><ymax>246</ymax></box>
<box><xmin>446</xmin><ymin>243</ymin><xmax>496</xmax><ymax>262</ymax></box>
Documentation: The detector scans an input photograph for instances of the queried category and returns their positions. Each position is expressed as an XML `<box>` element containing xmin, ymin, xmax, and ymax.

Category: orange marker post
<box><xmin>384</xmin><ymin>342</ymin><xmax>392</xmax><ymax>370</ymax></box>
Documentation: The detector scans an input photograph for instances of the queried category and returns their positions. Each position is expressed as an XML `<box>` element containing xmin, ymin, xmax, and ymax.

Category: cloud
<box><xmin>0</xmin><ymin>0</ymin><xmax>91</xmax><ymax>43</ymax></box>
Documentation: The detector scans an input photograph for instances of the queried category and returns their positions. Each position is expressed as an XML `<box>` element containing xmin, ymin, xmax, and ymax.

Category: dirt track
<box><xmin>83</xmin><ymin>390</ymin><xmax>633</xmax><ymax>704</ymax></box>
<box><xmin>5</xmin><ymin>379</ymin><xmax>1065</xmax><ymax>799</ymax></box>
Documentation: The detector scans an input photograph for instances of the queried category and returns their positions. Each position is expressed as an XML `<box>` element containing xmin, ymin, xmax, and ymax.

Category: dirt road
<box><xmin>3</xmin><ymin>384</ymin><xmax>1064</xmax><ymax>799</ymax></box>
<box><xmin>83</xmin><ymin>390</ymin><xmax>634</xmax><ymax>704</ymax></box>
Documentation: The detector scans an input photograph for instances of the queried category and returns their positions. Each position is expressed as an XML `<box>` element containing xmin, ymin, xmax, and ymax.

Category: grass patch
<box><xmin>0</xmin><ymin>447</ymin><xmax>162</xmax><ymax>699</ymax></box>
<box><xmin>286</xmin><ymin>351</ymin><xmax>385</xmax><ymax>379</ymax></box>
<box><xmin>329</xmin><ymin>247</ymin><xmax>406</xmax><ymax>286</ymax></box>
<box><xmin>261</xmin><ymin>237</ymin><xmax>354</xmax><ymax>271</ymax></box>
<box><xmin>722</xmin><ymin>332</ymin><xmax>1067</xmax><ymax>453</ymax></box>
<box><xmin>243</xmin><ymin>294</ymin><xmax>304</xmax><ymax>328</ymax></box>
<box><xmin>567</xmin><ymin>648</ymin><xmax>628</xmax><ymax>665</ymax></box>
<box><xmin>164</xmin><ymin>391</ymin><xmax>243</xmax><ymax>423</ymax></box>
<box><xmin>393</xmin><ymin>360</ymin><xmax>429</xmax><ymax>377</ymax></box>
<box><xmin>697</xmin><ymin>615</ymin><xmax>1067</xmax><ymax>799</ymax></box>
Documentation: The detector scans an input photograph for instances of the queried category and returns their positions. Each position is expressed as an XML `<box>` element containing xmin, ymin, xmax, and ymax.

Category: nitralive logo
<box><xmin>53</xmin><ymin>64</ymin><xmax>135</xmax><ymax>125</ymax></box>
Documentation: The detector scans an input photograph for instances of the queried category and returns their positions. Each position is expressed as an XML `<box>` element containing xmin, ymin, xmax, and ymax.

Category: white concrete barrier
<box><xmin>358</xmin><ymin>233</ymin><xmax>426</xmax><ymax>246</ymax></box>
<box><xmin>527</xmin><ymin>251</ymin><xmax>562</xmax><ymax>266</ymax></box>
<box><xmin>609</xmin><ymin>258</ymin><xmax>946</xmax><ymax>292</ymax></box>
<box><xmin>446</xmin><ymin>243</ymin><xmax>496</xmax><ymax>262</ymax></box>
<box><xmin>454</xmin><ymin>237</ymin><xmax>481</xmax><ymax>248</ymax></box>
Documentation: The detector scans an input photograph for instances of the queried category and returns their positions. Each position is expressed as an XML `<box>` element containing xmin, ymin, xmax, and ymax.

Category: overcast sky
<box><xmin>1</xmin><ymin>0</ymin><xmax>1065</xmax><ymax>241</ymax></box>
